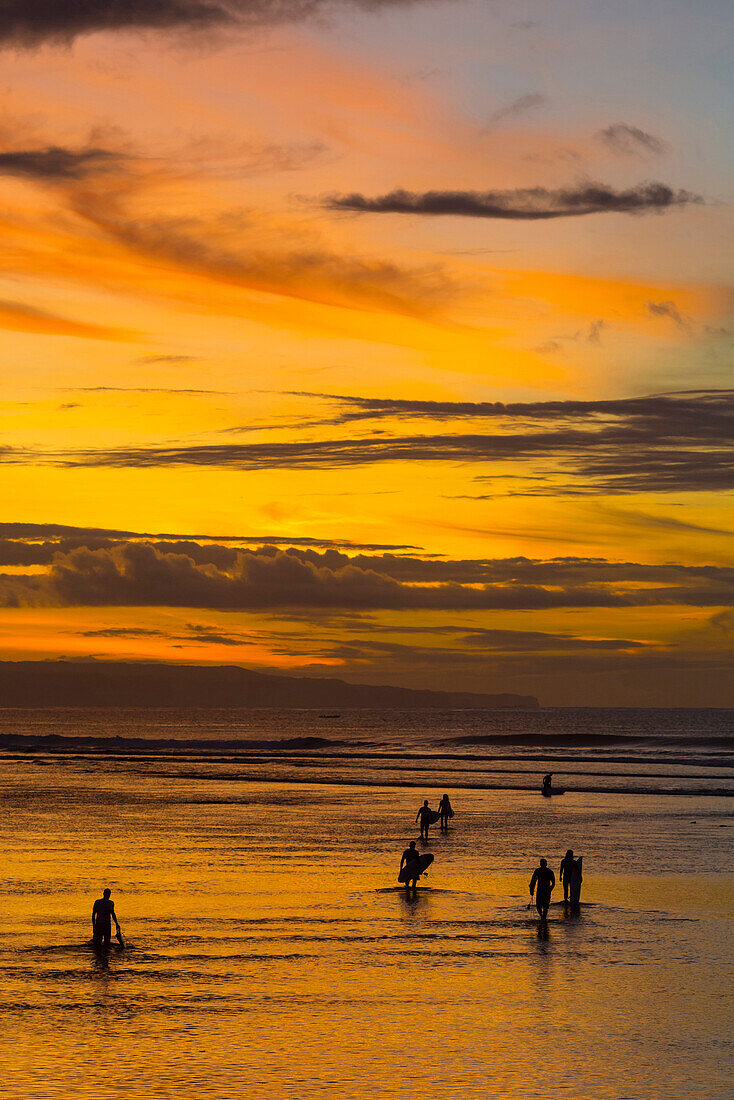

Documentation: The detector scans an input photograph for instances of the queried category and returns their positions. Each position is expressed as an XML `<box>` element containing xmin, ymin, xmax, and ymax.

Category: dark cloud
<box><xmin>647</xmin><ymin>300</ymin><xmax>691</xmax><ymax>331</ymax></box>
<box><xmin>79</xmin><ymin>626</ymin><xmax>168</xmax><ymax>638</ymax></box>
<box><xmin>0</xmin><ymin>146</ymin><xmax>121</xmax><ymax>180</ymax></box>
<box><xmin>183</xmin><ymin>623</ymin><xmax>249</xmax><ymax>645</ymax></box>
<box><xmin>326</xmin><ymin>182</ymin><xmax>700</xmax><ymax>219</ymax></box>
<box><xmin>70</xmin><ymin>385</ymin><xmax>229</xmax><ymax>394</ymax></box>
<box><xmin>79</xmin><ymin>623</ymin><xmax>252</xmax><ymax>645</ymax></box>
<box><xmin>1</xmin><ymin>543</ymin><xmax>731</xmax><ymax>611</ymax></box>
<box><xmin>597</xmin><ymin>123</ymin><xmax>667</xmax><ymax>157</ymax></box>
<box><xmin>135</xmin><ymin>356</ymin><xmax>200</xmax><ymax>366</ymax></box>
<box><xmin>0</xmin><ymin>0</ymin><xmax>437</xmax><ymax>48</ymax></box>
<box><xmin>0</xmin><ymin>522</ymin><xmax>416</xmax><ymax>553</ymax></box>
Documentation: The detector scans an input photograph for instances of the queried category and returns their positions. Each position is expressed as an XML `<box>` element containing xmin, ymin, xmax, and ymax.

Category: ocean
<box><xmin>0</xmin><ymin>707</ymin><xmax>732</xmax><ymax>1099</ymax></box>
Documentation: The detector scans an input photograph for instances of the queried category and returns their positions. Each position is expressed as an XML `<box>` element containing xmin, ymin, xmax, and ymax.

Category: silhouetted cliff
<box><xmin>0</xmin><ymin>660</ymin><xmax>538</xmax><ymax>709</ymax></box>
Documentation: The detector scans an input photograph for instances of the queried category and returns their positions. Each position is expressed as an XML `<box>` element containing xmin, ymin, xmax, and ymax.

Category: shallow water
<box><xmin>0</xmin><ymin>710</ymin><xmax>732</xmax><ymax>1098</ymax></box>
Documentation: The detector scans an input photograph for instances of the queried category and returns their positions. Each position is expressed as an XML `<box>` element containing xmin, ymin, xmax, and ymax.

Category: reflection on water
<box><xmin>0</xmin><ymin>722</ymin><xmax>731</xmax><ymax>1098</ymax></box>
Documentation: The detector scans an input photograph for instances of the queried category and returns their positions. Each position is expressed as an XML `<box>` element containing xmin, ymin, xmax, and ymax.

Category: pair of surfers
<box><xmin>415</xmin><ymin>793</ymin><xmax>453</xmax><ymax>839</ymax></box>
<box><xmin>529</xmin><ymin>849</ymin><xmax>583</xmax><ymax>920</ymax></box>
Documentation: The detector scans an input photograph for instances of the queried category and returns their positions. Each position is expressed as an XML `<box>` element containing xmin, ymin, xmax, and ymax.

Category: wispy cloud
<box><xmin>0</xmin><ymin>299</ymin><xmax>132</xmax><ymax>342</ymax></box>
<box><xmin>5</xmin><ymin>390</ymin><xmax>732</xmax><ymax>494</ymax></box>
<box><xmin>326</xmin><ymin>182</ymin><xmax>701</xmax><ymax>219</ymax></box>
<box><xmin>597</xmin><ymin>123</ymin><xmax>667</xmax><ymax>157</ymax></box>
<box><xmin>71</xmin><ymin>200</ymin><xmax>459</xmax><ymax>320</ymax></box>
<box><xmin>289</xmin><ymin>389</ymin><xmax>732</xmax><ymax>426</ymax></box>
<box><xmin>486</xmin><ymin>93</ymin><xmax>546</xmax><ymax>128</ymax></box>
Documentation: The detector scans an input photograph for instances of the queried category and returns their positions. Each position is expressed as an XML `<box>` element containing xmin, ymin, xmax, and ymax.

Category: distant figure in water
<box><xmin>400</xmin><ymin>841</ymin><xmax>420</xmax><ymax>890</ymax></box>
<box><xmin>416</xmin><ymin>800</ymin><xmax>433</xmax><ymax>840</ymax></box>
<box><xmin>437</xmin><ymin>793</ymin><xmax>453</xmax><ymax>830</ymax></box>
<box><xmin>529</xmin><ymin>858</ymin><xmax>555</xmax><ymax>921</ymax></box>
<box><xmin>542</xmin><ymin>773</ymin><xmax>553</xmax><ymax>796</ymax></box>
<box><xmin>92</xmin><ymin>888</ymin><xmax>122</xmax><ymax>949</ymax></box>
<box><xmin>560</xmin><ymin>849</ymin><xmax>576</xmax><ymax>902</ymax></box>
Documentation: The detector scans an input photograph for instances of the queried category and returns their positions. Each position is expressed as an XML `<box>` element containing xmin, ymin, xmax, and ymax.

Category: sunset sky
<box><xmin>0</xmin><ymin>0</ymin><xmax>732</xmax><ymax>705</ymax></box>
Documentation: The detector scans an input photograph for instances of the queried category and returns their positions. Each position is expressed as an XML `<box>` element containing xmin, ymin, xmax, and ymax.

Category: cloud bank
<box><xmin>0</xmin><ymin>0</ymin><xmax>443</xmax><ymax>48</ymax></box>
<box><xmin>1</xmin><ymin>542</ymin><xmax>732</xmax><ymax>611</ymax></box>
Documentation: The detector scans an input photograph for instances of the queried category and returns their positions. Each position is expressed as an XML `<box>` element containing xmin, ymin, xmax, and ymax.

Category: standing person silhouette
<box><xmin>416</xmin><ymin>799</ymin><xmax>433</xmax><ymax>840</ymax></box>
<box><xmin>542</xmin><ymin>773</ymin><xmax>553</xmax><ymax>796</ymax></box>
<box><xmin>529</xmin><ymin>858</ymin><xmax>555</xmax><ymax>922</ymax></box>
<box><xmin>437</xmin><ymin>793</ymin><xmax>453</xmax><ymax>830</ymax></box>
<box><xmin>92</xmin><ymin>888</ymin><xmax>121</xmax><ymax>949</ymax></box>
<box><xmin>560</xmin><ymin>849</ymin><xmax>575</xmax><ymax>902</ymax></box>
<box><xmin>400</xmin><ymin>841</ymin><xmax>420</xmax><ymax>891</ymax></box>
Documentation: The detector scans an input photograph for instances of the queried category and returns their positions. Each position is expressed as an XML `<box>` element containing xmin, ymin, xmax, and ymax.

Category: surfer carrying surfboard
<box><xmin>560</xmin><ymin>849</ymin><xmax>576</xmax><ymax>902</ymax></box>
<box><xmin>560</xmin><ymin>851</ymin><xmax>583</xmax><ymax>910</ymax></box>
<box><xmin>400</xmin><ymin>841</ymin><xmax>420</xmax><ymax>889</ymax></box>
<box><xmin>92</xmin><ymin>888</ymin><xmax>122</xmax><ymax>949</ymax></box>
<box><xmin>529</xmin><ymin>859</ymin><xmax>555</xmax><ymax>922</ymax></box>
<box><xmin>398</xmin><ymin>842</ymin><xmax>434</xmax><ymax>891</ymax></box>
<box><xmin>415</xmin><ymin>800</ymin><xmax>435</xmax><ymax>840</ymax></box>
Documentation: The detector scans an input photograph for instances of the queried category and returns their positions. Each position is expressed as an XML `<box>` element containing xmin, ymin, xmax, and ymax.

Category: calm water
<box><xmin>0</xmin><ymin>708</ymin><xmax>732</xmax><ymax>1099</ymax></box>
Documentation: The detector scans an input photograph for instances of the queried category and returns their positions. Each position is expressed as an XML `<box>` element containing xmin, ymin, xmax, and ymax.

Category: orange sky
<box><xmin>0</xmin><ymin>0</ymin><xmax>731</xmax><ymax>704</ymax></box>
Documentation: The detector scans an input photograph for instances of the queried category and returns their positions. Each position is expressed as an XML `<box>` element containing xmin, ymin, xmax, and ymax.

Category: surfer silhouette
<box><xmin>416</xmin><ymin>800</ymin><xmax>433</xmax><ymax>840</ymax></box>
<box><xmin>437</xmin><ymin>793</ymin><xmax>453</xmax><ymax>830</ymax></box>
<box><xmin>400</xmin><ymin>841</ymin><xmax>420</xmax><ymax>890</ymax></box>
<box><xmin>542</xmin><ymin>773</ymin><xmax>553</xmax><ymax>796</ymax></box>
<box><xmin>560</xmin><ymin>849</ymin><xmax>575</xmax><ymax>902</ymax></box>
<box><xmin>529</xmin><ymin>858</ymin><xmax>555</xmax><ymax>921</ymax></box>
<box><xmin>92</xmin><ymin>888</ymin><xmax>122</xmax><ymax>949</ymax></box>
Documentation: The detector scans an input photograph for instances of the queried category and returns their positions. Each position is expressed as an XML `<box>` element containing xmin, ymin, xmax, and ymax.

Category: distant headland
<box><xmin>0</xmin><ymin>660</ymin><xmax>538</xmax><ymax>709</ymax></box>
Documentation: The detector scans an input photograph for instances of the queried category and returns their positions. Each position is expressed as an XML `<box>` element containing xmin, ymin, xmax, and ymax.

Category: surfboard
<box><xmin>426</xmin><ymin>809</ymin><xmax>441</xmax><ymax>824</ymax></box>
<box><xmin>569</xmin><ymin>856</ymin><xmax>583</xmax><ymax>905</ymax></box>
<box><xmin>398</xmin><ymin>853</ymin><xmax>434</xmax><ymax>883</ymax></box>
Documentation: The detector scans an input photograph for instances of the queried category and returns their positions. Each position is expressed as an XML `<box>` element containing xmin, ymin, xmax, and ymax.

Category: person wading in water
<box><xmin>416</xmin><ymin>800</ymin><xmax>434</xmax><ymax>840</ymax></box>
<box><xmin>400</xmin><ymin>841</ymin><xmax>421</xmax><ymax>891</ymax></box>
<box><xmin>529</xmin><ymin>858</ymin><xmax>555</xmax><ymax>922</ymax></box>
<box><xmin>92</xmin><ymin>888</ymin><xmax>122</xmax><ymax>949</ymax></box>
<box><xmin>437</xmin><ymin>793</ymin><xmax>453</xmax><ymax>830</ymax></box>
<box><xmin>560</xmin><ymin>849</ymin><xmax>576</xmax><ymax>903</ymax></box>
